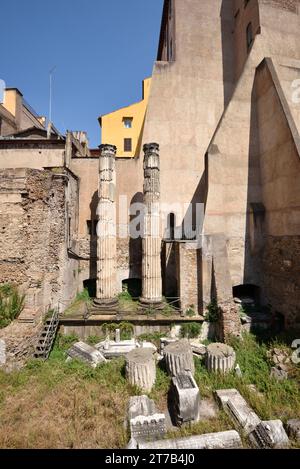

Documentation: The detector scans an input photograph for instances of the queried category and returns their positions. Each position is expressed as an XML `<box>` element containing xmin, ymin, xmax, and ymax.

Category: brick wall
<box><xmin>0</xmin><ymin>167</ymin><xmax>79</xmax><ymax>315</ymax></box>
<box><xmin>176</xmin><ymin>243</ymin><xmax>201</xmax><ymax>315</ymax></box>
<box><xmin>262</xmin><ymin>236</ymin><xmax>300</xmax><ymax>328</ymax></box>
<box><xmin>260</xmin><ymin>0</ymin><xmax>299</xmax><ymax>13</ymax></box>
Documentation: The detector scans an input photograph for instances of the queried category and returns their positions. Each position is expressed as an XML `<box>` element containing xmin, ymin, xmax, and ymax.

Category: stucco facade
<box><xmin>100</xmin><ymin>78</ymin><xmax>151</xmax><ymax>158</ymax></box>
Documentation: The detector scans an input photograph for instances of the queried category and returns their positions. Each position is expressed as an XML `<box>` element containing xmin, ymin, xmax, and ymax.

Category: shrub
<box><xmin>180</xmin><ymin>322</ymin><xmax>201</xmax><ymax>339</ymax></box>
<box><xmin>205</xmin><ymin>300</ymin><xmax>219</xmax><ymax>323</ymax></box>
<box><xmin>75</xmin><ymin>288</ymin><xmax>91</xmax><ymax>303</ymax></box>
<box><xmin>0</xmin><ymin>284</ymin><xmax>25</xmax><ymax>329</ymax></box>
<box><xmin>101</xmin><ymin>322</ymin><xmax>134</xmax><ymax>340</ymax></box>
<box><xmin>185</xmin><ymin>306</ymin><xmax>196</xmax><ymax>317</ymax></box>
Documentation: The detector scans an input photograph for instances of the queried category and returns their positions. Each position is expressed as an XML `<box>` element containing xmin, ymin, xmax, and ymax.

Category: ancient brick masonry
<box><xmin>262</xmin><ymin>236</ymin><xmax>300</xmax><ymax>329</ymax></box>
<box><xmin>0</xmin><ymin>168</ymin><xmax>72</xmax><ymax>308</ymax></box>
<box><xmin>260</xmin><ymin>0</ymin><xmax>299</xmax><ymax>13</ymax></box>
<box><xmin>0</xmin><ymin>167</ymin><xmax>79</xmax><ymax>364</ymax></box>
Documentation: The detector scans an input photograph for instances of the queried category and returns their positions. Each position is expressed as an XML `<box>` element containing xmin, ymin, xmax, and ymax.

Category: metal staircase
<box><xmin>34</xmin><ymin>308</ymin><xmax>59</xmax><ymax>360</ymax></box>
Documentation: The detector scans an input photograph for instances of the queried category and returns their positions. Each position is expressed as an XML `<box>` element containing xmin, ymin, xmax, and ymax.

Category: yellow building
<box><xmin>99</xmin><ymin>77</ymin><xmax>151</xmax><ymax>158</ymax></box>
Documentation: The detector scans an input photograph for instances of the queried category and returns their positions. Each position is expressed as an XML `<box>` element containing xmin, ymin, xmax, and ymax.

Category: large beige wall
<box><xmin>71</xmin><ymin>156</ymin><xmax>143</xmax><ymax>290</ymax></box>
<box><xmin>0</xmin><ymin>146</ymin><xmax>65</xmax><ymax>170</ymax></box>
<box><xmin>203</xmin><ymin>1</ymin><xmax>300</xmax><ymax>306</ymax></box>
<box><xmin>256</xmin><ymin>62</ymin><xmax>300</xmax><ymax>327</ymax></box>
<box><xmin>142</xmin><ymin>0</ymin><xmax>236</xmax><ymax>226</ymax></box>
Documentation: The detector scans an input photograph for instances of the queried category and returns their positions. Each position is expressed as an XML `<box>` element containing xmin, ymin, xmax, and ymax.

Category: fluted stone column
<box><xmin>94</xmin><ymin>144</ymin><xmax>118</xmax><ymax>309</ymax></box>
<box><xmin>206</xmin><ymin>343</ymin><xmax>236</xmax><ymax>373</ymax></box>
<box><xmin>140</xmin><ymin>143</ymin><xmax>162</xmax><ymax>306</ymax></box>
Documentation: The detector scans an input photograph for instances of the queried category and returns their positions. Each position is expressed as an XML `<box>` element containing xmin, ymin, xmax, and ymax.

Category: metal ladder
<box><xmin>34</xmin><ymin>308</ymin><xmax>59</xmax><ymax>360</ymax></box>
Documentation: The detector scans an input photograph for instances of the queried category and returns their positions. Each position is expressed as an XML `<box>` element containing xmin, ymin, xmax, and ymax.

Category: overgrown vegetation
<box><xmin>180</xmin><ymin>322</ymin><xmax>201</xmax><ymax>339</ymax></box>
<box><xmin>101</xmin><ymin>322</ymin><xmax>134</xmax><ymax>340</ymax></box>
<box><xmin>194</xmin><ymin>333</ymin><xmax>300</xmax><ymax>426</ymax></box>
<box><xmin>205</xmin><ymin>300</ymin><xmax>219</xmax><ymax>323</ymax></box>
<box><xmin>0</xmin><ymin>331</ymin><xmax>299</xmax><ymax>448</ymax></box>
<box><xmin>118</xmin><ymin>287</ymin><xmax>138</xmax><ymax>312</ymax></box>
<box><xmin>0</xmin><ymin>284</ymin><xmax>25</xmax><ymax>329</ymax></box>
<box><xmin>185</xmin><ymin>306</ymin><xmax>196</xmax><ymax>317</ymax></box>
<box><xmin>63</xmin><ymin>288</ymin><xmax>92</xmax><ymax>317</ymax></box>
<box><xmin>137</xmin><ymin>331</ymin><xmax>166</xmax><ymax>349</ymax></box>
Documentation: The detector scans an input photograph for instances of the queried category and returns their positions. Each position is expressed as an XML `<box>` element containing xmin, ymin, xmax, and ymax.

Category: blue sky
<box><xmin>0</xmin><ymin>0</ymin><xmax>163</xmax><ymax>147</ymax></box>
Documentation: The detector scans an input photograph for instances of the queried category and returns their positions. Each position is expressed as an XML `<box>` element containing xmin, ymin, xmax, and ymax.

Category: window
<box><xmin>123</xmin><ymin>117</ymin><xmax>133</xmax><ymax>129</ymax></box>
<box><xmin>124</xmin><ymin>138</ymin><xmax>132</xmax><ymax>152</ymax></box>
<box><xmin>246</xmin><ymin>23</ymin><xmax>253</xmax><ymax>51</ymax></box>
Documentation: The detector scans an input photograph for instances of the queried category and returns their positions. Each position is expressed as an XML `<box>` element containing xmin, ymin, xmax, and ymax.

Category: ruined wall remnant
<box><xmin>176</xmin><ymin>243</ymin><xmax>201</xmax><ymax>315</ymax></box>
<box><xmin>259</xmin><ymin>0</ymin><xmax>299</xmax><ymax>13</ymax></box>
<box><xmin>0</xmin><ymin>167</ymin><xmax>79</xmax><ymax>315</ymax></box>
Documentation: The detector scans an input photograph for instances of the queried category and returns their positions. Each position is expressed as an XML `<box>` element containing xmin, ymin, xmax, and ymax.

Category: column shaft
<box><xmin>94</xmin><ymin>144</ymin><xmax>118</xmax><ymax>307</ymax></box>
<box><xmin>140</xmin><ymin>143</ymin><xmax>162</xmax><ymax>305</ymax></box>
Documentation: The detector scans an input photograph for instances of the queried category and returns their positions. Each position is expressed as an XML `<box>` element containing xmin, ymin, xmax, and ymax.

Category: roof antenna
<box><xmin>47</xmin><ymin>66</ymin><xmax>56</xmax><ymax>139</ymax></box>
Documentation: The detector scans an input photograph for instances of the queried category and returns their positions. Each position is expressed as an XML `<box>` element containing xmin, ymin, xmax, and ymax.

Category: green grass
<box><xmin>63</xmin><ymin>289</ymin><xmax>91</xmax><ymax>317</ymax></box>
<box><xmin>194</xmin><ymin>333</ymin><xmax>300</xmax><ymax>425</ymax></box>
<box><xmin>180</xmin><ymin>322</ymin><xmax>202</xmax><ymax>339</ymax></box>
<box><xmin>0</xmin><ymin>283</ymin><xmax>25</xmax><ymax>328</ymax></box>
<box><xmin>0</xmin><ymin>331</ymin><xmax>299</xmax><ymax>448</ymax></box>
<box><xmin>137</xmin><ymin>332</ymin><xmax>166</xmax><ymax>349</ymax></box>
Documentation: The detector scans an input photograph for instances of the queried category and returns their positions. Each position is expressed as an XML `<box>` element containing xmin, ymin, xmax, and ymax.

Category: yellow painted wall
<box><xmin>3</xmin><ymin>89</ymin><xmax>19</xmax><ymax>117</ymax></box>
<box><xmin>99</xmin><ymin>78</ymin><xmax>151</xmax><ymax>158</ymax></box>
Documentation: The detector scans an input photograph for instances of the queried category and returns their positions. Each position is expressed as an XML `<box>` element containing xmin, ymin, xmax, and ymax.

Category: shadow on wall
<box><xmin>243</xmin><ymin>72</ymin><xmax>265</xmax><ymax>308</ymax></box>
<box><xmin>135</xmin><ymin>115</ymin><xmax>146</xmax><ymax>158</ymax></box>
<box><xmin>129</xmin><ymin>192</ymin><xmax>144</xmax><ymax>279</ymax></box>
<box><xmin>83</xmin><ymin>190</ymin><xmax>98</xmax><ymax>297</ymax></box>
<box><xmin>221</xmin><ymin>0</ymin><xmax>236</xmax><ymax>108</ymax></box>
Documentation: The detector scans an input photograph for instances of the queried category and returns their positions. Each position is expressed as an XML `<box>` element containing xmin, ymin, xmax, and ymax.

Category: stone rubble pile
<box><xmin>286</xmin><ymin>419</ymin><xmax>300</xmax><ymax>443</ymax></box>
<box><xmin>215</xmin><ymin>388</ymin><xmax>290</xmax><ymax>449</ymax></box>
<box><xmin>267</xmin><ymin>347</ymin><xmax>291</xmax><ymax>381</ymax></box>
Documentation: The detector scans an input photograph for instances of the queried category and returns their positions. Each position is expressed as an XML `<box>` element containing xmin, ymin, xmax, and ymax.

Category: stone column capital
<box><xmin>99</xmin><ymin>144</ymin><xmax>117</xmax><ymax>155</ymax></box>
<box><xmin>143</xmin><ymin>143</ymin><xmax>160</xmax><ymax>155</ymax></box>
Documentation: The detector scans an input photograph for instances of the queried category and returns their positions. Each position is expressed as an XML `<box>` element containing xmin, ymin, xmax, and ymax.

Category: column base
<box><xmin>92</xmin><ymin>297</ymin><xmax>119</xmax><ymax>313</ymax></box>
<box><xmin>139</xmin><ymin>297</ymin><xmax>164</xmax><ymax>311</ymax></box>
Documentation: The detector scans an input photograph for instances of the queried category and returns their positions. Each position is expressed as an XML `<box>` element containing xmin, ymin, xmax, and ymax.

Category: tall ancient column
<box><xmin>140</xmin><ymin>143</ymin><xmax>162</xmax><ymax>306</ymax></box>
<box><xmin>94</xmin><ymin>144</ymin><xmax>118</xmax><ymax>309</ymax></box>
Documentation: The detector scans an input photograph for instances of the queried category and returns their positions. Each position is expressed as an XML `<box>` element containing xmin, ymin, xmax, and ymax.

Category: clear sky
<box><xmin>0</xmin><ymin>0</ymin><xmax>164</xmax><ymax>147</ymax></box>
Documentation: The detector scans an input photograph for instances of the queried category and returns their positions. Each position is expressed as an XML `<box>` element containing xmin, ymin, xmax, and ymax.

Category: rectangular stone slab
<box><xmin>67</xmin><ymin>341</ymin><xmax>106</xmax><ymax>367</ymax></box>
<box><xmin>169</xmin><ymin>373</ymin><xmax>200</xmax><ymax>425</ymax></box>
<box><xmin>215</xmin><ymin>388</ymin><xmax>261</xmax><ymax>435</ymax></box>
<box><xmin>138</xmin><ymin>430</ymin><xmax>242</xmax><ymax>449</ymax></box>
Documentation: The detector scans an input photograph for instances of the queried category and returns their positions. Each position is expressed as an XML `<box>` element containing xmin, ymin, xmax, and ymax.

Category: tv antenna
<box><xmin>47</xmin><ymin>66</ymin><xmax>56</xmax><ymax>138</ymax></box>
